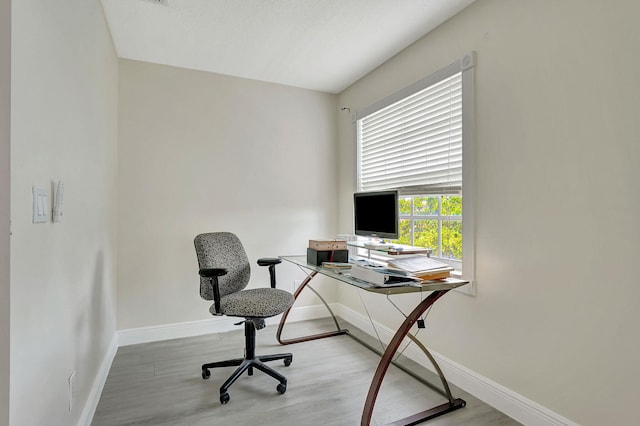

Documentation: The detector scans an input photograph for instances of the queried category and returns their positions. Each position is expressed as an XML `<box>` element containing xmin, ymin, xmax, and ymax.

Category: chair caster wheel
<box><xmin>277</xmin><ymin>383</ymin><xmax>287</xmax><ymax>395</ymax></box>
<box><xmin>220</xmin><ymin>393</ymin><xmax>230</xmax><ymax>404</ymax></box>
<box><xmin>202</xmin><ymin>368</ymin><xmax>210</xmax><ymax>379</ymax></box>
<box><xmin>284</xmin><ymin>357</ymin><xmax>292</xmax><ymax>367</ymax></box>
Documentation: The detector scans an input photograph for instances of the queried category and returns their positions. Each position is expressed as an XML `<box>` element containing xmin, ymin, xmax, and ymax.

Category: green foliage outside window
<box><xmin>399</xmin><ymin>198</ymin><xmax>412</xmax><ymax>215</ymax></box>
<box><xmin>415</xmin><ymin>197</ymin><xmax>438</xmax><ymax>215</ymax></box>
<box><xmin>442</xmin><ymin>220</ymin><xmax>462</xmax><ymax>259</ymax></box>
<box><xmin>394</xmin><ymin>195</ymin><xmax>462</xmax><ymax>260</ymax></box>
<box><xmin>415</xmin><ymin>219</ymin><xmax>439</xmax><ymax>250</ymax></box>
<box><xmin>442</xmin><ymin>196</ymin><xmax>462</xmax><ymax>216</ymax></box>
<box><xmin>397</xmin><ymin>219</ymin><xmax>412</xmax><ymax>246</ymax></box>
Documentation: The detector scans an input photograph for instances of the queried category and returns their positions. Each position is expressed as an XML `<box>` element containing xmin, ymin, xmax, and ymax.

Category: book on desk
<box><xmin>321</xmin><ymin>262</ymin><xmax>352</xmax><ymax>270</ymax></box>
<box><xmin>387</xmin><ymin>255</ymin><xmax>454</xmax><ymax>280</ymax></box>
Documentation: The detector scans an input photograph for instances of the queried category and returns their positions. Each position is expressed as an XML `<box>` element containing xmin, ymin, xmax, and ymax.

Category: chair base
<box><xmin>201</xmin><ymin>320</ymin><xmax>293</xmax><ymax>404</ymax></box>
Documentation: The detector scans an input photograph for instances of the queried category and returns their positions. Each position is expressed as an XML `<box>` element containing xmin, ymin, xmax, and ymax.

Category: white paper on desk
<box><xmin>350</xmin><ymin>264</ymin><xmax>421</xmax><ymax>287</ymax></box>
<box><xmin>387</xmin><ymin>255</ymin><xmax>453</xmax><ymax>273</ymax></box>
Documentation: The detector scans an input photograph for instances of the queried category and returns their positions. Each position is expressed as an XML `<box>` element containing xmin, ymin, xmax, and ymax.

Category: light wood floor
<box><xmin>92</xmin><ymin>318</ymin><xmax>520</xmax><ymax>425</ymax></box>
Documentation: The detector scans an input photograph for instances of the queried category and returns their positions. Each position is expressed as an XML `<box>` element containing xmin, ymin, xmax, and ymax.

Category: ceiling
<box><xmin>101</xmin><ymin>0</ymin><xmax>475</xmax><ymax>94</ymax></box>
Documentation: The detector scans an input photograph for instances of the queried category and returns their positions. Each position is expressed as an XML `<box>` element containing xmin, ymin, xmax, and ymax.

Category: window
<box><xmin>398</xmin><ymin>194</ymin><xmax>462</xmax><ymax>268</ymax></box>
<box><xmin>356</xmin><ymin>53</ymin><xmax>475</xmax><ymax>290</ymax></box>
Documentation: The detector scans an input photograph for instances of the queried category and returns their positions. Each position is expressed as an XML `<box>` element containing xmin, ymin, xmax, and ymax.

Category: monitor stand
<box><xmin>363</xmin><ymin>237</ymin><xmax>391</xmax><ymax>250</ymax></box>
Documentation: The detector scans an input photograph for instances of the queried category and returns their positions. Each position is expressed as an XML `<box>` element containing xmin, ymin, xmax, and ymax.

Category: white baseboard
<box><xmin>118</xmin><ymin>316</ymin><xmax>239</xmax><ymax>347</ymax></box>
<box><xmin>99</xmin><ymin>302</ymin><xmax>575</xmax><ymax>426</ymax></box>
<box><xmin>78</xmin><ymin>332</ymin><xmax>118</xmax><ymax>426</ymax></box>
<box><xmin>333</xmin><ymin>304</ymin><xmax>577</xmax><ymax>426</ymax></box>
<box><xmin>117</xmin><ymin>304</ymin><xmax>332</xmax><ymax>347</ymax></box>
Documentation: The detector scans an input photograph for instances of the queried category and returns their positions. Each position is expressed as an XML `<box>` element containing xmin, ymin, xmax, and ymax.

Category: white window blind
<box><xmin>358</xmin><ymin>72</ymin><xmax>462</xmax><ymax>195</ymax></box>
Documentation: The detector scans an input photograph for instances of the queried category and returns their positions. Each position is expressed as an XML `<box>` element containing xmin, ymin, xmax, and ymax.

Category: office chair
<box><xmin>194</xmin><ymin>232</ymin><xmax>294</xmax><ymax>404</ymax></box>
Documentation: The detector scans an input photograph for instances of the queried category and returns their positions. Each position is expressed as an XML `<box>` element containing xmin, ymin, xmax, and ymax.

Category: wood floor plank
<box><xmin>92</xmin><ymin>318</ymin><xmax>521</xmax><ymax>426</ymax></box>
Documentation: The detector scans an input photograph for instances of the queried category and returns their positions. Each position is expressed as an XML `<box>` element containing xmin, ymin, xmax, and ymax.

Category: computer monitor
<box><xmin>353</xmin><ymin>190</ymin><xmax>399</xmax><ymax>239</ymax></box>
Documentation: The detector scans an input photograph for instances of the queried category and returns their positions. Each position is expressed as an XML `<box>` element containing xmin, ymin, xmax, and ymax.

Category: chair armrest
<box><xmin>257</xmin><ymin>258</ymin><xmax>282</xmax><ymax>288</ymax></box>
<box><xmin>199</xmin><ymin>268</ymin><xmax>227</xmax><ymax>315</ymax></box>
<box><xmin>257</xmin><ymin>258</ymin><xmax>282</xmax><ymax>267</ymax></box>
<box><xmin>199</xmin><ymin>267</ymin><xmax>228</xmax><ymax>277</ymax></box>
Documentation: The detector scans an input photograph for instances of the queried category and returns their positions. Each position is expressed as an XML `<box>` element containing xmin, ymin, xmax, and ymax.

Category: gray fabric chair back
<box><xmin>194</xmin><ymin>232</ymin><xmax>251</xmax><ymax>300</ymax></box>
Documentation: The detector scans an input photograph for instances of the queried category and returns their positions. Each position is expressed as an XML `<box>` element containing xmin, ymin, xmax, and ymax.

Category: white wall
<box><xmin>337</xmin><ymin>1</ymin><xmax>640</xmax><ymax>425</ymax></box>
<box><xmin>117</xmin><ymin>60</ymin><xmax>339</xmax><ymax>330</ymax></box>
<box><xmin>0</xmin><ymin>0</ymin><xmax>10</xmax><ymax>424</ymax></box>
<box><xmin>10</xmin><ymin>0</ymin><xmax>118</xmax><ymax>425</ymax></box>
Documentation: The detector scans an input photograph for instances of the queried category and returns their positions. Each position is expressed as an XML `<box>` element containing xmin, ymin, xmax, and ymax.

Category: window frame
<box><xmin>354</xmin><ymin>53</ymin><xmax>476</xmax><ymax>295</ymax></box>
<box><xmin>398</xmin><ymin>194</ymin><xmax>463</xmax><ymax>270</ymax></box>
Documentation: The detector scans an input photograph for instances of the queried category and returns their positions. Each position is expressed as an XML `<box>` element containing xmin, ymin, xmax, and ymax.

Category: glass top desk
<box><xmin>277</xmin><ymin>255</ymin><xmax>468</xmax><ymax>426</ymax></box>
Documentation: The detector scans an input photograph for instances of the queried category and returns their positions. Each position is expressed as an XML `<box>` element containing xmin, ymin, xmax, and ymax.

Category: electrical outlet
<box><xmin>68</xmin><ymin>371</ymin><xmax>76</xmax><ymax>412</ymax></box>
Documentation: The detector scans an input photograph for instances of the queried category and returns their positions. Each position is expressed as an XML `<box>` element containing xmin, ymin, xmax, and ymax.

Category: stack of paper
<box><xmin>350</xmin><ymin>264</ymin><xmax>421</xmax><ymax>287</ymax></box>
<box><xmin>387</xmin><ymin>256</ymin><xmax>453</xmax><ymax>280</ymax></box>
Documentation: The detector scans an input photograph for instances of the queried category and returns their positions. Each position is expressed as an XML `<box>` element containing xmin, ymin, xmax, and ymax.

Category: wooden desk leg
<box><xmin>276</xmin><ymin>270</ymin><xmax>349</xmax><ymax>345</ymax></box>
<box><xmin>361</xmin><ymin>290</ymin><xmax>466</xmax><ymax>426</ymax></box>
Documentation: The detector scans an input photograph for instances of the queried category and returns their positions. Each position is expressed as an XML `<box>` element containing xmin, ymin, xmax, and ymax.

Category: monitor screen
<box><xmin>353</xmin><ymin>190</ymin><xmax>399</xmax><ymax>239</ymax></box>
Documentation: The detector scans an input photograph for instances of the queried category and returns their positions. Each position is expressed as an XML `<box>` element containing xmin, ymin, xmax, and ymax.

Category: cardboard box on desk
<box><xmin>309</xmin><ymin>239</ymin><xmax>348</xmax><ymax>251</ymax></box>
<box><xmin>306</xmin><ymin>248</ymin><xmax>348</xmax><ymax>266</ymax></box>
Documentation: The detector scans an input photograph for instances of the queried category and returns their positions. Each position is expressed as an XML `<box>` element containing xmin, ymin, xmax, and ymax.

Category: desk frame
<box><xmin>276</xmin><ymin>256</ymin><xmax>467</xmax><ymax>426</ymax></box>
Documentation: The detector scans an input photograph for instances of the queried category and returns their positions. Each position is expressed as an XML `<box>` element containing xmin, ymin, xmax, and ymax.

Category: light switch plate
<box><xmin>32</xmin><ymin>186</ymin><xmax>49</xmax><ymax>223</ymax></box>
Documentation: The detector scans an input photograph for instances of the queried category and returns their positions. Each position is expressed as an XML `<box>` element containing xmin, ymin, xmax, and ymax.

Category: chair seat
<box><xmin>211</xmin><ymin>288</ymin><xmax>294</xmax><ymax>318</ymax></box>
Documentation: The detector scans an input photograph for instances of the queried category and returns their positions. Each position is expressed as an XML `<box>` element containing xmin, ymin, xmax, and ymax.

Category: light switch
<box><xmin>32</xmin><ymin>186</ymin><xmax>49</xmax><ymax>223</ymax></box>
